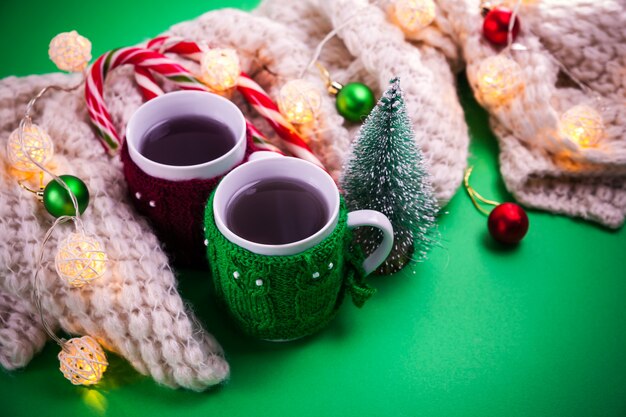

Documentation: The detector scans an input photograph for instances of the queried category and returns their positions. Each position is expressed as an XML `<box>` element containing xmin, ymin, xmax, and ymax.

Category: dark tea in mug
<box><xmin>140</xmin><ymin>115</ymin><xmax>237</xmax><ymax>166</ymax></box>
<box><xmin>226</xmin><ymin>178</ymin><xmax>328</xmax><ymax>245</ymax></box>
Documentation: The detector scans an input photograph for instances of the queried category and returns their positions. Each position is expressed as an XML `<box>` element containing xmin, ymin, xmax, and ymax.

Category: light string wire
<box><xmin>34</xmin><ymin>216</ymin><xmax>82</xmax><ymax>350</ymax></box>
<box><xmin>299</xmin><ymin>17</ymin><xmax>361</xmax><ymax>80</ymax></box>
<box><xmin>158</xmin><ymin>35</ymin><xmax>281</xmax><ymax>79</ymax></box>
<box><xmin>505</xmin><ymin>0</ymin><xmax>617</xmax><ymax>105</ymax></box>
<box><xmin>293</xmin><ymin>1</ymin><xmax>382</xmax><ymax>145</ymax></box>
<box><xmin>299</xmin><ymin>0</ymin><xmax>382</xmax><ymax>80</ymax></box>
<box><xmin>463</xmin><ymin>166</ymin><xmax>500</xmax><ymax>216</ymax></box>
<box><xmin>475</xmin><ymin>0</ymin><xmax>620</xmax><ymax>156</ymax></box>
<box><xmin>15</xmin><ymin>72</ymin><xmax>88</xmax><ymax>350</ymax></box>
<box><xmin>503</xmin><ymin>0</ymin><xmax>522</xmax><ymax>55</ymax></box>
<box><xmin>18</xmin><ymin>75</ymin><xmax>86</xmax><ymax>220</ymax></box>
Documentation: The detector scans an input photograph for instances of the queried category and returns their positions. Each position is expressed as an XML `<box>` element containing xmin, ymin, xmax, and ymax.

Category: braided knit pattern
<box><xmin>256</xmin><ymin>0</ymin><xmax>470</xmax><ymax>203</ymax></box>
<box><xmin>164</xmin><ymin>9</ymin><xmax>350</xmax><ymax>180</ymax></box>
<box><xmin>259</xmin><ymin>0</ymin><xmax>626</xmax><ymax>227</ymax></box>
<box><xmin>432</xmin><ymin>0</ymin><xmax>626</xmax><ymax>228</ymax></box>
<box><xmin>0</xmin><ymin>291</ymin><xmax>47</xmax><ymax>370</ymax></box>
<box><xmin>204</xmin><ymin>194</ymin><xmax>371</xmax><ymax>340</ymax></box>
<box><xmin>0</xmin><ymin>9</ymin><xmax>363</xmax><ymax>387</ymax></box>
<box><xmin>0</xmin><ymin>74</ymin><xmax>228</xmax><ymax>390</ymax></box>
<box><xmin>523</xmin><ymin>0</ymin><xmax>625</xmax><ymax>103</ymax></box>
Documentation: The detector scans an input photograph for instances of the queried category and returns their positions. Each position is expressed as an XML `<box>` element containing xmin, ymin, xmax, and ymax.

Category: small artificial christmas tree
<box><xmin>340</xmin><ymin>77</ymin><xmax>438</xmax><ymax>275</ymax></box>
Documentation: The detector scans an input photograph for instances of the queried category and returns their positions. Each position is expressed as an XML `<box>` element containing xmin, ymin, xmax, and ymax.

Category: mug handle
<box><xmin>247</xmin><ymin>152</ymin><xmax>394</xmax><ymax>274</ymax></box>
<box><xmin>347</xmin><ymin>210</ymin><xmax>394</xmax><ymax>275</ymax></box>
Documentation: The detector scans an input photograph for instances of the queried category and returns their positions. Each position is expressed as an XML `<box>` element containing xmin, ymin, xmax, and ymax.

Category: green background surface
<box><xmin>1</xmin><ymin>1</ymin><xmax>625</xmax><ymax>416</ymax></box>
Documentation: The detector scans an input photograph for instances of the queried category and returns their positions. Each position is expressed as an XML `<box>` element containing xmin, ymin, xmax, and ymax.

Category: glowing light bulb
<box><xmin>58</xmin><ymin>336</ymin><xmax>108</xmax><ymax>386</ymax></box>
<box><xmin>49</xmin><ymin>31</ymin><xmax>92</xmax><ymax>72</ymax></box>
<box><xmin>278</xmin><ymin>79</ymin><xmax>322</xmax><ymax>124</ymax></box>
<box><xmin>55</xmin><ymin>232</ymin><xmax>107</xmax><ymax>287</ymax></box>
<box><xmin>559</xmin><ymin>105</ymin><xmax>604</xmax><ymax>148</ymax></box>
<box><xmin>393</xmin><ymin>0</ymin><xmax>436</xmax><ymax>32</ymax></box>
<box><xmin>200</xmin><ymin>49</ymin><xmax>240</xmax><ymax>91</ymax></box>
<box><xmin>6</xmin><ymin>124</ymin><xmax>54</xmax><ymax>173</ymax></box>
<box><xmin>476</xmin><ymin>54</ymin><xmax>525</xmax><ymax>105</ymax></box>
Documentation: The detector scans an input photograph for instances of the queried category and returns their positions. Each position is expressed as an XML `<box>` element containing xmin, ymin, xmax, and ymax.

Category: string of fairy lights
<box><xmin>5</xmin><ymin>0</ymin><xmax>616</xmax><ymax>386</ymax></box>
<box><xmin>7</xmin><ymin>30</ymin><xmax>109</xmax><ymax>386</ymax></box>
<box><xmin>472</xmin><ymin>0</ymin><xmax>607</xmax><ymax>149</ymax></box>
<box><xmin>278</xmin><ymin>0</ymin><xmax>609</xmax><ymax>150</ymax></box>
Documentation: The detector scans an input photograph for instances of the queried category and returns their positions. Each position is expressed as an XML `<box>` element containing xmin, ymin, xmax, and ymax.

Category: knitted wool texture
<box><xmin>0</xmin><ymin>74</ymin><xmax>229</xmax><ymax>390</ymax></box>
<box><xmin>259</xmin><ymin>0</ymin><xmax>626</xmax><ymax>228</ymax></box>
<box><xmin>4</xmin><ymin>0</ymin><xmax>623</xmax><ymax>389</ymax></box>
<box><xmin>0</xmin><ymin>291</ymin><xmax>47</xmax><ymax>370</ymax></box>
<box><xmin>121</xmin><ymin>136</ymin><xmax>255</xmax><ymax>267</ymax></box>
<box><xmin>204</xmin><ymin>194</ymin><xmax>372</xmax><ymax>340</ymax></box>
<box><xmin>0</xmin><ymin>9</ymin><xmax>360</xmax><ymax>388</ymax></box>
<box><xmin>255</xmin><ymin>0</ymin><xmax>470</xmax><ymax>204</ymax></box>
<box><xmin>164</xmin><ymin>10</ymin><xmax>352</xmax><ymax>181</ymax></box>
<box><xmin>428</xmin><ymin>0</ymin><xmax>626</xmax><ymax>228</ymax></box>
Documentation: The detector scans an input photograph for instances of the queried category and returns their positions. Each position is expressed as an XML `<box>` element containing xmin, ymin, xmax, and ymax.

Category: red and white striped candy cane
<box><xmin>85</xmin><ymin>47</ymin><xmax>208</xmax><ymax>154</ymax></box>
<box><xmin>236</xmin><ymin>74</ymin><xmax>322</xmax><ymax>166</ymax></box>
<box><xmin>133</xmin><ymin>66</ymin><xmax>163</xmax><ymax>101</ymax></box>
<box><xmin>129</xmin><ymin>47</ymin><xmax>282</xmax><ymax>154</ymax></box>
<box><xmin>134</xmin><ymin>72</ymin><xmax>283</xmax><ymax>155</ymax></box>
<box><xmin>86</xmin><ymin>46</ymin><xmax>281</xmax><ymax>156</ymax></box>
<box><xmin>142</xmin><ymin>36</ymin><xmax>324</xmax><ymax>168</ymax></box>
<box><xmin>245</xmin><ymin>120</ymin><xmax>284</xmax><ymax>154</ymax></box>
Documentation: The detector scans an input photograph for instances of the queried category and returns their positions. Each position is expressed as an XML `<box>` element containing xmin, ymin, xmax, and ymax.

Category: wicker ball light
<box><xmin>58</xmin><ymin>336</ymin><xmax>108</xmax><ymax>386</ymax></box>
<box><xmin>55</xmin><ymin>232</ymin><xmax>108</xmax><ymax>288</ymax></box>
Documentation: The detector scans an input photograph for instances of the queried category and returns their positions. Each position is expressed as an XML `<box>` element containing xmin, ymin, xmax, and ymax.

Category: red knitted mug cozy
<box><xmin>120</xmin><ymin>133</ymin><xmax>256</xmax><ymax>267</ymax></box>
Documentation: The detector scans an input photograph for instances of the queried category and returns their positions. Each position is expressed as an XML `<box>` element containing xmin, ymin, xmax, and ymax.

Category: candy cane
<box><xmin>236</xmin><ymin>74</ymin><xmax>322</xmax><ymax>165</ymax></box>
<box><xmin>86</xmin><ymin>47</ymin><xmax>207</xmax><ymax>154</ymax></box>
<box><xmin>143</xmin><ymin>37</ymin><xmax>324</xmax><ymax>168</ymax></box>
<box><xmin>133</xmin><ymin>66</ymin><xmax>162</xmax><ymax>101</ymax></box>
<box><xmin>245</xmin><ymin>121</ymin><xmax>284</xmax><ymax>153</ymax></box>
<box><xmin>131</xmin><ymin>59</ymin><xmax>283</xmax><ymax>154</ymax></box>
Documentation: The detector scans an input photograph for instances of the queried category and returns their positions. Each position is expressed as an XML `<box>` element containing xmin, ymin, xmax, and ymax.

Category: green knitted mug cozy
<box><xmin>204</xmin><ymin>192</ymin><xmax>376</xmax><ymax>340</ymax></box>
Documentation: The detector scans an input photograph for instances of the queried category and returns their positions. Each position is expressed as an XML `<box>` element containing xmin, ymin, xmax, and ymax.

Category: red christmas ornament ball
<box><xmin>488</xmin><ymin>202</ymin><xmax>529</xmax><ymax>244</ymax></box>
<box><xmin>483</xmin><ymin>7</ymin><xmax>520</xmax><ymax>46</ymax></box>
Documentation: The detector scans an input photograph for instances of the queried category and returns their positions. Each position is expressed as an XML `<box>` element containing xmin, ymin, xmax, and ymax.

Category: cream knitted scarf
<box><xmin>257</xmin><ymin>0</ymin><xmax>626</xmax><ymax>227</ymax></box>
<box><xmin>1</xmin><ymin>0</ymin><xmax>624</xmax><ymax>391</ymax></box>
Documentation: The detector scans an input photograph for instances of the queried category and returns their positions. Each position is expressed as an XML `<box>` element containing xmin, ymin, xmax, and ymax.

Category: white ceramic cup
<box><xmin>125</xmin><ymin>90</ymin><xmax>247</xmax><ymax>181</ymax></box>
<box><xmin>213</xmin><ymin>152</ymin><xmax>394</xmax><ymax>275</ymax></box>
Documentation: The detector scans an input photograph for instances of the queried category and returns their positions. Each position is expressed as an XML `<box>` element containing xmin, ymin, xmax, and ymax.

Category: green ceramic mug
<box><xmin>204</xmin><ymin>153</ymin><xmax>394</xmax><ymax>340</ymax></box>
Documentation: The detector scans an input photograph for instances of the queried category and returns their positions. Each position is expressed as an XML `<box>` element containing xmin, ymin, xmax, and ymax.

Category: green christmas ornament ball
<box><xmin>335</xmin><ymin>82</ymin><xmax>376</xmax><ymax>123</ymax></box>
<box><xmin>43</xmin><ymin>175</ymin><xmax>90</xmax><ymax>218</ymax></box>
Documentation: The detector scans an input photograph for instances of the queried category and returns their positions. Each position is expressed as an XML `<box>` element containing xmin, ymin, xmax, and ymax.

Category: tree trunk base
<box><xmin>373</xmin><ymin>243</ymin><xmax>415</xmax><ymax>276</ymax></box>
